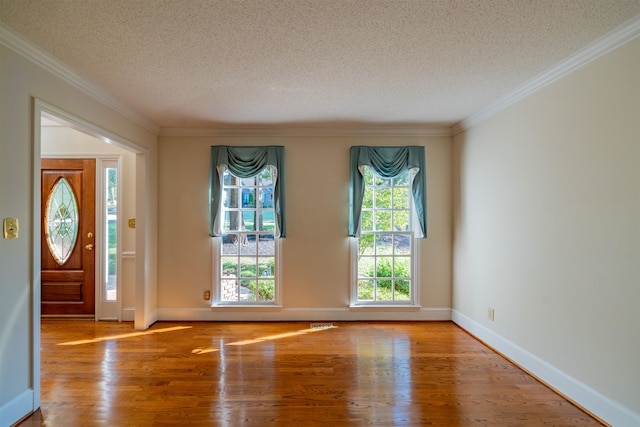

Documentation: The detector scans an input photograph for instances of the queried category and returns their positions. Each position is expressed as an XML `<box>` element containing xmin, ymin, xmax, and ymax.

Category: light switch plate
<box><xmin>3</xmin><ymin>218</ymin><xmax>19</xmax><ymax>239</ymax></box>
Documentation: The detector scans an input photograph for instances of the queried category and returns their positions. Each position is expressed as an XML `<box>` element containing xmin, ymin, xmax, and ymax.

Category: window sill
<box><xmin>349</xmin><ymin>304</ymin><xmax>422</xmax><ymax>312</ymax></box>
<box><xmin>210</xmin><ymin>304</ymin><xmax>283</xmax><ymax>311</ymax></box>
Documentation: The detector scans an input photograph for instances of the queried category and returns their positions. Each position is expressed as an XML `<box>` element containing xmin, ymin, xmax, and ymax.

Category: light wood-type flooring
<box><xmin>18</xmin><ymin>320</ymin><xmax>603</xmax><ymax>426</ymax></box>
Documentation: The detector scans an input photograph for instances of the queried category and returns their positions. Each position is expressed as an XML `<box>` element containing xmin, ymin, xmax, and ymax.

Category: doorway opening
<box><xmin>32</xmin><ymin>99</ymin><xmax>154</xmax><ymax>415</ymax></box>
<box><xmin>34</xmin><ymin>100</ymin><xmax>150</xmax><ymax>325</ymax></box>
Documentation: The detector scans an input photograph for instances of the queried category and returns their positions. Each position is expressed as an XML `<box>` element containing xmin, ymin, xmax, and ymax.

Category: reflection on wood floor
<box><xmin>18</xmin><ymin>320</ymin><xmax>602</xmax><ymax>426</ymax></box>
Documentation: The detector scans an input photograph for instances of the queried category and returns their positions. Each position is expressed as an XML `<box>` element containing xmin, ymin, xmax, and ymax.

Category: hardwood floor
<box><xmin>18</xmin><ymin>320</ymin><xmax>602</xmax><ymax>426</ymax></box>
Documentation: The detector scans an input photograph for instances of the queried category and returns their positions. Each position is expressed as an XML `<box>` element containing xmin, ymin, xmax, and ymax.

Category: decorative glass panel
<box><xmin>45</xmin><ymin>178</ymin><xmax>79</xmax><ymax>265</ymax></box>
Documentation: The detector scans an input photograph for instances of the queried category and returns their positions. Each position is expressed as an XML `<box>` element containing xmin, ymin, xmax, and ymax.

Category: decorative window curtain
<box><xmin>349</xmin><ymin>146</ymin><xmax>427</xmax><ymax>238</ymax></box>
<box><xmin>210</xmin><ymin>146</ymin><xmax>286</xmax><ymax>237</ymax></box>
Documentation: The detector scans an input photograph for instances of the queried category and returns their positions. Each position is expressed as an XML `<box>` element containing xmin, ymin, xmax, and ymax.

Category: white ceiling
<box><xmin>1</xmin><ymin>0</ymin><xmax>640</xmax><ymax>131</ymax></box>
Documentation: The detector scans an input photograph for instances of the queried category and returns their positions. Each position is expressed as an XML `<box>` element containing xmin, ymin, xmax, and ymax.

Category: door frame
<box><xmin>32</xmin><ymin>99</ymin><xmax>155</xmax><ymax>409</ymax></box>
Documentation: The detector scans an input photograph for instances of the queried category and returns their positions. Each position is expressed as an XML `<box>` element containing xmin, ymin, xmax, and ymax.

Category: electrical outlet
<box><xmin>488</xmin><ymin>307</ymin><xmax>495</xmax><ymax>321</ymax></box>
<box><xmin>203</xmin><ymin>290</ymin><xmax>211</xmax><ymax>301</ymax></box>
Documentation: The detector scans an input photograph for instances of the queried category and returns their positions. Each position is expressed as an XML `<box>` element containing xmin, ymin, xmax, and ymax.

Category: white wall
<box><xmin>0</xmin><ymin>42</ymin><xmax>157</xmax><ymax>426</ymax></box>
<box><xmin>453</xmin><ymin>38</ymin><xmax>640</xmax><ymax>423</ymax></box>
<box><xmin>157</xmin><ymin>134</ymin><xmax>452</xmax><ymax>320</ymax></box>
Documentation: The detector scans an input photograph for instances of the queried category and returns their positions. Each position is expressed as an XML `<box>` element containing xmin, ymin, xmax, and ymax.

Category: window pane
<box><xmin>375</xmin><ymin>175</ymin><xmax>390</xmax><ymax>186</ymax></box>
<box><xmin>357</xmin><ymin>280</ymin><xmax>374</xmax><ymax>300</ymax></box>
<box><xmin>258</xmin><ymin>211</ymin><xmax>275</xmax><ymax>232</ymax></box>
<box><xmin>258</xmin><ymin>257</ymin><xmax>274</xmax><ymax>277</ymax></box>
<box><xmin>393</xmin><ymin>172</ymin><xmax>409</xmax><ymax>186</ymax></box>
<box><xmin>375</xmin><ymin>188</ymin><xmax>391</xmax><ymax>209</ymax></box>
<box><xmin>240</xmin><ymin>279</ymin><xmax>256</xmax><ymax>301</ymax></box>
<box><xmin>259</xmin><ymin>168</ymin><xmax>273</xmax><ymax>186</ymax></box>
<box><xmin>393</xmin><ymin>234</ymin><xmax>411</xmax><ymax>256</ymax></box>
<box><xmin>375</xmin><ymin>234</ymin><xmax>393</xmax><ymax>255</ymax></box>
<box><xmin>393</xmin><ymin>210</ymin><xmax>409</xmax><ymax>231</ymax></box>
<box><xmin>361</xmin><ymin>211</ymin><xmax>373</xmax><ymax>231</ymax></box>
<box><xmin>375</xmin><ymin>211</ymin><xmax>391</xmax><ymax>230</ymax></box>
<box><xmin>241</xmin><ymin>176</ymin><xmax>256</xmax><ymax>186</ymax></box>
<box><xmin>221</xmin><ymin>279</ymin><xmax>238</xmax><ymax>302</ymax></box>
<box><xmin>242</xmin><ymin>189</ymin><xmax>255</xmax><ymax>208</ymax></box>
<box><xmin>394</xmin><ymin>280</ymin><xmax>411</xmax><ymax>300</ymax></box>
<box><xmin>258</xmin><ymin>234</ymin><xmax>274</xmax><ymax>255</ymax></box>
<box><xmin>377</xmin><ymin>257</ymin><xmax>392</xmax><ymax>277</ymax></box>
<box><xmin>362</xmin><ymin>188</ymin><xmax>374</xmax><ymax>209</ymax></box>
<box><xmin>358</xmin><ymin>234</ymin><xmax>374</xmax><ymax>255</ymax></box>
<box><xmin>239</xmin><ymin>235</ymin><xmax>257</xmax><ymax>255</ymax></box>
<box><xmin>376</xmin><ymin>279</ymin><xmax>392</xmax><ymax>300</ymax></box>
<box><xmin>259</xmin><ymin>188</ymin><xmax>273</xmax><ymax>208</ymax></box>
<box><xmin>224</xmin><ymin>188</ymin><xmax>239</xmax><ymax>208</ymax></box>
<box><xmin>257</xmin><ymin>280</ymin><xmax>274</xmax><ymax>301</ymax></box>
<box><xmin>221</xmin><ymin>257</ymin><xmax>238</xmax><ymax>277</ymax></box>
<box><xmin>393</xmin><ymin>188</ymin><xmax>409</xmax><ymax>209</ymax></box>
<box><xmin>358</xmin><ymin>255</ymin><xmax>374</xmax><ymax>277</ymax></box>
<box><xmin>394</xmin><ymin>257</ymin><xmax>411</xmax><ymax>278</ymax></box>
<box><xmin>242</xmin><ymin>211</ymin><xmax>256</xmax><ymax>231</ymax></box>
<box><xmin>240</xmin><ymin>258</ymin><xmax>256</xmax><ymax>278</ymax></box>
<box><xmin>223</xmin><ymin>172</ymin><xmax>238</xmax><ymax>186</ymax></box>
<box><xmin>363</xmin><ymin>167</ymin><xmax>374</xmax><ymax>186</ymax></box>
<box><xmin>223</xmin><ymin>211</ymin><xmax>243</xmax><ymax>232</ymax></box>
<box><xmin>222</xmin><ymin>237</ymin><xmax>238</xmax><ymax>254</ymax></box>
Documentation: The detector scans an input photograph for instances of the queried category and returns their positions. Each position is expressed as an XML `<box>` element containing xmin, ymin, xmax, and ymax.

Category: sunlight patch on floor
<box><xmin>57</xmin><ymin>326</ymin><xmax>193</xmax><ymax>346</ymax></box>
<box><xmin>193</xmin><ymin>325</ymin><xmax>337</xmax><ymax>354</ymax></box>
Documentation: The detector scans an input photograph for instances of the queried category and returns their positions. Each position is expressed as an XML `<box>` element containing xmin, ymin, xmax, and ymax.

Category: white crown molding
<box><xmin>159</xmin><ymin>124</ymin><xmax>452</xmax><ymax>138</ymax></box>
<box><xmin>452</xmin><ymin>310</ymin><xmax>640</xmax><ymax>427</ymax></box>
<box><xmin>452</xmin><ymin>14</ymin><xmax>640</xmax><ymax>135</ymax></box>
<box><xmin>0</xmin><ymin>23</ymin><xmax>159</xmax><ymax>135</ymax></box>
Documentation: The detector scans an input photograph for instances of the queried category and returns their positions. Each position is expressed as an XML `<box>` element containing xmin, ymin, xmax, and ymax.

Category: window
<box><xmin>210</xmin><ymin>146</ymin><xmax>285</xmax><ymax>305</ymax></box>
<box><xmin>349</xmin><ymin>146</ymin><xmax>427</xmax><ymax>306</ymax></box>
<box><xmin>104</xmin><ymin>165</ymin><xmax>118</xmax><ymax>302</ymax></box>
<box><xmin>219</xmin><ymin>167</ymin><xmax>276</xmax><ymax>302</ymax></box>
<box><xmin>356</xmin><ymin>167</ymin><xmax>413</xmax><ymax>302</ymax></box>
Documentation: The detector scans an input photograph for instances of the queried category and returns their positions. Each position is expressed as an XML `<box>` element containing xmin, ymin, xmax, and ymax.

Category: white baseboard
<box><xmin>145</xmin><ymin>306</ymin><xmax>451</xmax><ymax>322</ymax></box>
<box><xmin>1</xmin><ymin>389</ymin><xmax>34</xmax><ymax>427</ymax></box>
<box><xmin>452</xmin><ymin>310</ymin><xmax>640</xmax><ymax>427</ymax></box>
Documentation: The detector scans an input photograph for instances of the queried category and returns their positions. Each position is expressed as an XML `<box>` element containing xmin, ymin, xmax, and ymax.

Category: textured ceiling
<box><xmin>1</xmin><ymin>0</ymin><xmax>640</xmax><ymax>130</ymax></box>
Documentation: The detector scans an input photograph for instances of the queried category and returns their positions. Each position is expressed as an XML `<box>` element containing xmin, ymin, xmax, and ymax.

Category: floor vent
<box><xmin>310</xmin><ymin>323</ymin><xmax>334</xmax><ymax>329</ymax></box>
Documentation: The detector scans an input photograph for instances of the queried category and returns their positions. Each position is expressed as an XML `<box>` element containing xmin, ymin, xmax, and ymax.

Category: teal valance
<box><xmin>210</xmin><ymin>146</ymin><xmax>286</xmax><ymax>237</ymax></box>
<box><xmin>349</xmin><ymin>146</ymin><xmax>427</xmax><ymax>238</ymax></box>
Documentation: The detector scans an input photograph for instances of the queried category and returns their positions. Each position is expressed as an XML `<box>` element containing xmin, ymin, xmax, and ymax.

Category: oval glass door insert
<box><xmin>45</xmin><ymin>177</ymin><xmax>79</xmax><ymax>265</ymax></box>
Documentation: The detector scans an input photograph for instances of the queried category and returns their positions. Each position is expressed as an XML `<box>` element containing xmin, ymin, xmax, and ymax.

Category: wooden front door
<box><xmin>41</xmin><ymin>159</ymin><xmax>96</xmax><ymax>316</ymax></box>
